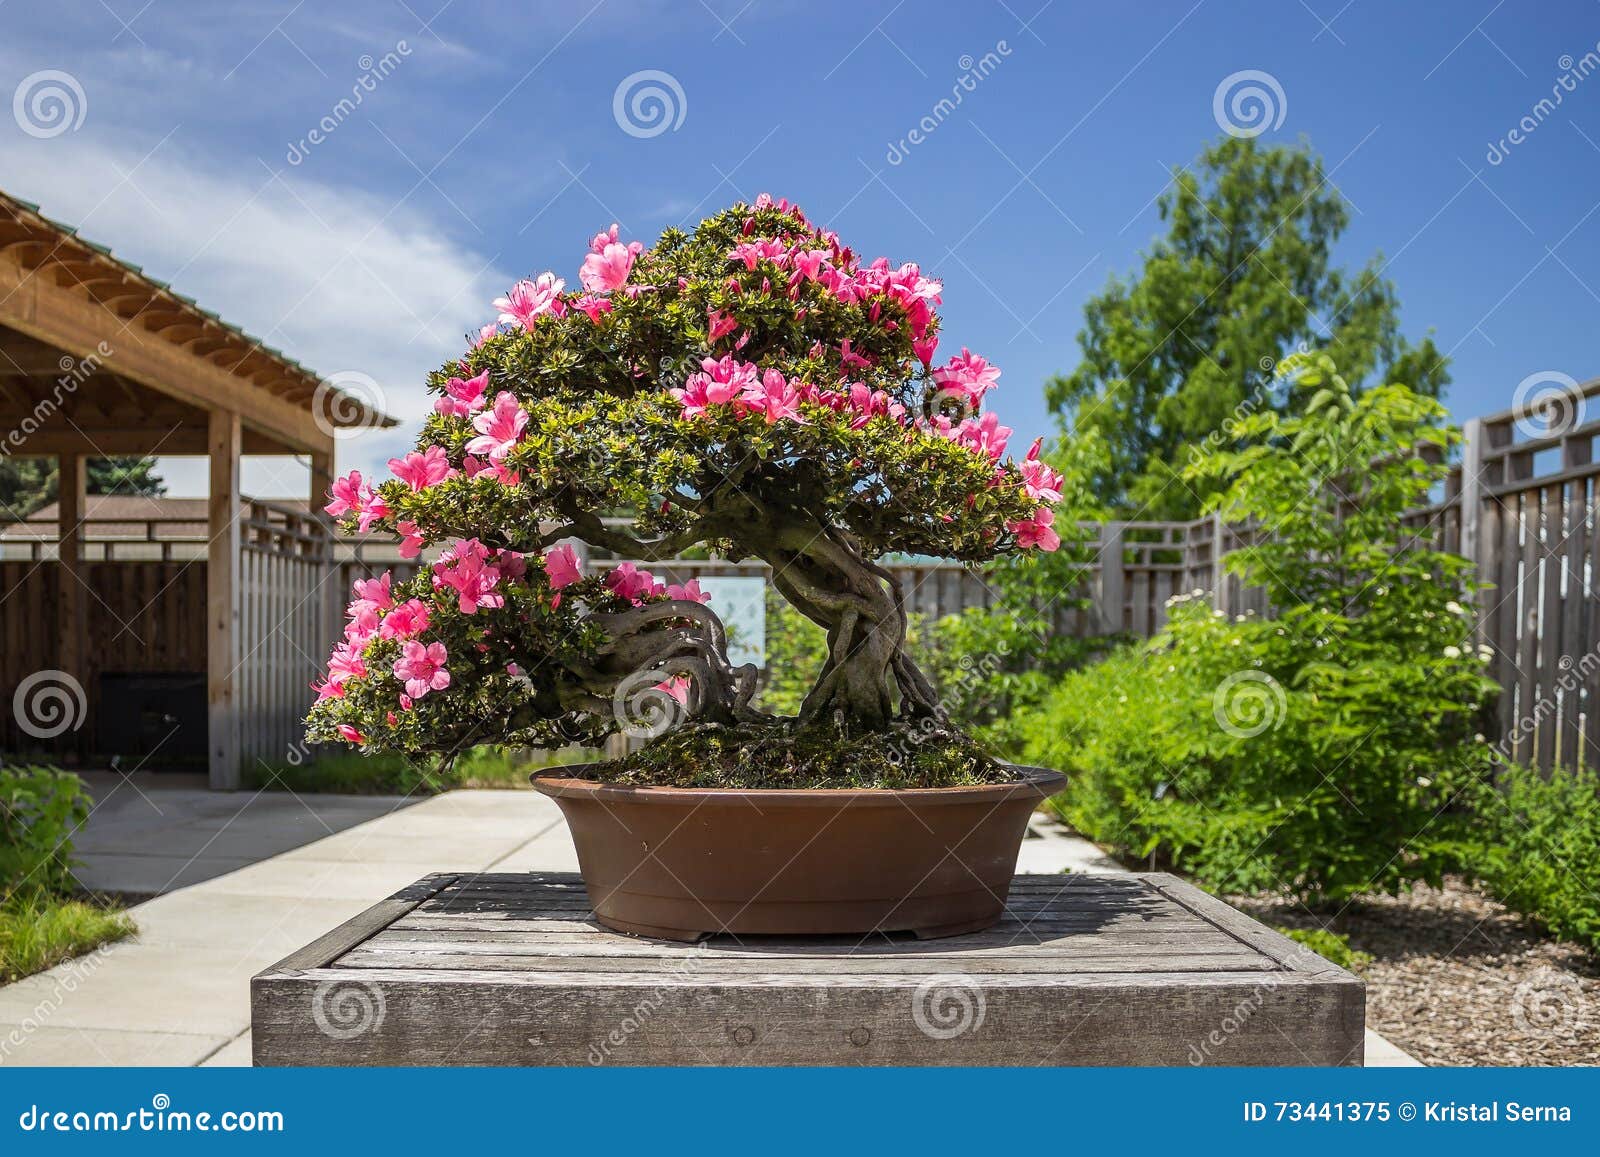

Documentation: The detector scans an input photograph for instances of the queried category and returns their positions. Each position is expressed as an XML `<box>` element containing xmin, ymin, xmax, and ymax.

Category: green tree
<box><xmin>1047</xmin><ymin>136</ymin><xmax>1448</xmax><ymax>519</ymax></box>
<box><xmin>0</xmin><ymin>457</ymin><xmax>165</xmax><ymax>519</ymax></box>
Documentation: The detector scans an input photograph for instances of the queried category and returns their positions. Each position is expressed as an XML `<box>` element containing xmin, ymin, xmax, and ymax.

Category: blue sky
<box><xmin>2</xmin><ymin>0</ymin><xmax>1598</xmax><ymax>496</ymax></box>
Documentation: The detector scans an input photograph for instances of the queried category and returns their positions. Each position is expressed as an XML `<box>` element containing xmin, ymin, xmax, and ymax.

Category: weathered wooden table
<box><xmin>252</xmin><ymin>871</ymin><xmax>1364</xmax><ymax>1066</ymax></box>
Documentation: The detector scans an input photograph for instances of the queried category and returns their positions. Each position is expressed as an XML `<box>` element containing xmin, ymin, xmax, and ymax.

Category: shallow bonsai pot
<box><xmin>529</xmin><ymin>764</ymin><xmax>1066</xmax><ymax>942</ymax></box>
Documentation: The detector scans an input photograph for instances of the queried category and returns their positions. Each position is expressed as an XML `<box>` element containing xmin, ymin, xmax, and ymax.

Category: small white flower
<box><xmin>1443</xmin><ymin>645</ymin><xmax>1461</xmax><ymax>659</ymax></box>
<box><xmin>1446</xmin><ymin>601</ymin><xmax>1465</xmax><ymax>616</ymax></box>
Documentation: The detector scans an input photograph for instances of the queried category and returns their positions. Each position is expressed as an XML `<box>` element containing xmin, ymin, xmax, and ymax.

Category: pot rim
<box><xmin>529</xmin><ymin>762</ymin><xmax>1065</xmax><ymax>808</ymax></box>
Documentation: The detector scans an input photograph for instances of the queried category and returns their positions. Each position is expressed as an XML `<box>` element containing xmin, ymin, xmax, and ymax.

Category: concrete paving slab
<box><xmin>199</xmin><ymin>1031</ymin><xmax>253</xmax><ymax>1068</ymax></box>
<box><xmin>0</xmin><ymin>1024</ymin><xmax>231</xmax><ymax>1067</ymax></box>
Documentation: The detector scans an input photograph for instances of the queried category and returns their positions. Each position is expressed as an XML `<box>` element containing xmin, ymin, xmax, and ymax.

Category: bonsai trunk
<box><xmin>757</xmin><ymin>525</ymin><xmax>945</xmax><ymax>733</ymax></box>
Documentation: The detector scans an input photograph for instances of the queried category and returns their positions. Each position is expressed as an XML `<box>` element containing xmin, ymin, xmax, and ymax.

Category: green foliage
<box><xmin>1278</xmin><ymin>926</ymin><xmax>1371</xmax><ymax>971</ymax></box>
<box><xmin>756</xmin><ymin>589</ymin><xmax>829</xmax><ymax>717</ymax></box>
<box><xmin>1469</xmin><ymin>764</ymin><xmax>1600</xmax><ymax>950</ymax></box>
<box><xmin>915</xmin><ymin>433</ymin><xmax>1109</xmax><ymax>754</ymax></box>
<box><xmin>1048</xmin><ymin>136</ymin><xmax>1448</xmax><ymax>518</ymax></box>
<box><xmin>249</xmin><ymin>746</ymin><xmax>576</xmax><ymax>794</ymax></box>
<box><xmin>0</xmin><ymin>766</ymin><xmax>91</xmax><ymax>896</ymax></box>
<box><xmin>1025</xmin><ymin>357</ymin><xmax>1497</xmax><ymax>902</ymax></box>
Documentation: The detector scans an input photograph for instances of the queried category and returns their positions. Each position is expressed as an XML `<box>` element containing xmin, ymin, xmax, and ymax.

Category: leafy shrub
<box><xmin>1469</xmin><ymin>764</ymin><xmax>1600</xmax><ymax>950</ymax></box>
<box><xmin>1277</xmin><ymin>926</ymin><xmax>1371</xmax><ymax>971</ymax></box>
<box><xmin>0</xmin><ymin>766</ymin><xmax>91</xmax><ymax>896</ymax></box>
<box><xmin>1023</xmin><ymin>355</ymin><xmax>1498</xmax><ymax>902</ymax></box>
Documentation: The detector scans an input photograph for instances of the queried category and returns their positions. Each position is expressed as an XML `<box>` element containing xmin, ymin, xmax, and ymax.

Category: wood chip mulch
<box><xmin>1231</xmin><ymin>877</ymin><xmax>1599</xmax><ymax>1066</ymax></box>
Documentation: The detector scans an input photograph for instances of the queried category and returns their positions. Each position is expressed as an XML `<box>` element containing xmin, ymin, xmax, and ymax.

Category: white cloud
<box><xmin>0</xmin><ymin>132</ymin><xmax>509</xmax><ymax>495</ymax></box>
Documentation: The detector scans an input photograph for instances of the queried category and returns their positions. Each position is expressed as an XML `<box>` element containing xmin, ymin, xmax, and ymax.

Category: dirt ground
<box><xmin>1233</xmin><ymin>877</ymin><xmax>1599</xmax><ymax>1066</ymax></box>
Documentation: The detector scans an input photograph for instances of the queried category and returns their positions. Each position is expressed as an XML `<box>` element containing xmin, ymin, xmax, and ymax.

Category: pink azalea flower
<box><xmin>466</xmin><ymin>391</ymin><xmax>529</xmax><ymax>462</ymax></box>
<box><xmin>542</xmin><ymin>544</ymin><xmax>582</xmax><ymax>589</ymax></box>
<box><xmin>1020</xmin><ymin>437</ymin><xmax>1065</xmax><ymax>504</ymax></box>
<box><xmin>355</xmin><ymin>491</ymin><xmax>390</xmax><ymax>535</ymax></box>
<box><xmin>742</xmin><ymin>368</ymin><xmax>807</xmax><ymax>423</ymax></box>
<box><xmin>327</xmin><ymin>640</ymin><xmax>368</xmax><ymax>684</ymax></box>
<box><xmin>604</xmin><ymin>561</ymin><xmax>656</xmax><ymax>604</ymax></box>
<box><xmin>469</xmin><ymin>323</ymin><xmax>501</xmax><ymax>348</ymax></box>
<box><xmin>393</xmin><ymin>640</ymin><xmax>451</xmax><ymax>700</ymax></box>
<box><xmin>1008</xmin><ymin>507</ymin><xmax>1061</xmax><ymax>551</ymax></box>
<box><xmin>839</xmin><ymin>339</ymin><xmax>873</xmax><ymax>371</ymax></box>
<box><xmin>397</xmin><ymin>520</ymin><xmax>425</xmax><ymax>559</ymax></box>
<box><xmin>665</xmin><ymin>578</ymin><xmax>711</xmax><ymax>604</ymax></box>
<box><xmin>337</xmin><ymin>724</ymin><xmax>364</xmax><ymax>745</ymax></box>
<box><xmin>494</xmin><ymin>273</ymin><xmax>566</xmax><ymax>330</ymax></box>
<box><xmin>948</xmin><ymin>411</ymin><xmax>1012</xmax><ymax>461</ymax></box>
<box><xmin>435</xmin><ymin>369</ymin><xmax>490</xmax><ymax>417</ymax></box>
<box><xmin>728</xmin><ymin>238</ymin><xmax>785</xmax><ymax>270</ymax></box>
<box><xmin>380</xmin><ymin>598</ymin><xmax>431</xmax><ymax>640</ymax></box>
<box><xmin>572</xmin><ymin>294</ymin><xmax>613</xmax><ymax>323</ymax></box>
<box><xmin>580</xmin><ymin>224</ymin><xmax>642</xmax><ymax>293</ymax></box>
<box><xmin>389</xmin><ymin>445</ymin><xmax>455</xmax><ymax>492</ymax></box>
<box><xmin>324</xmin><ymin>470</ymin><xmax>369</xmax><ymax>518</ymax></box>
<box><xmin>932</xmin><ymin>348</ymin><xmax>1001</xmax><ymax>405</ymax></box>
<box><xmin>707</xmin><ymin>308</ymin><xmax>739</xmax><ymax>342</ymax></box>
<box><xmin>655</xmin><ymin>675</ymin><xmax>692</xmax><ymax>706</ymax></box>
<box><xmin>671</xmin><ymin>355</ymin><xmax>758</xmax><ymax>419</ymax></box>
<box><xmin>431</xmin><ymin>538</ymin><xmax>505</xmax><ymax>614</ymax></box>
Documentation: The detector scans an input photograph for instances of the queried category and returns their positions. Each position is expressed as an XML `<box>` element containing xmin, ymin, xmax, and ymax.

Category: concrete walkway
<box><xmin>0</xmin><ymin>778</ymin><xmax>1416</xmax><ymax>1067</ymax></box>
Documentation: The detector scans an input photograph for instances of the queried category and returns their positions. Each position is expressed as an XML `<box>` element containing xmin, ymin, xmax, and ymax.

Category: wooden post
<box><xmin>208</xmin><ymin>409</ymin><xmax>242</xmax><ymax>789</ymax></box>
<box><xmin>309</xmin><ymin>447</ymin><xmax>339</xmax><ymax>653</ymax></box>
<box><xmin>1458</xmin><ymin>418</ymin><xmax>1484</xmax><ymax>591</ymax></box>
<box><xmin>1097</xmin><ymin>521</ymin><xmax>1124</xmax><ymax>635</ymax></box>
<box><xmin>56</xmin><ymin>453</ymin><xmax>87</xmax><ymax>761</ymax></box>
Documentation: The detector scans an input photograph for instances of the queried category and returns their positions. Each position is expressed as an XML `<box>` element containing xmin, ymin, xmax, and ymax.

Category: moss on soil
<box><xmin>579</xmin><ymin>721</ymin><xmax>1016</xmax><ymax>790</ymax></box>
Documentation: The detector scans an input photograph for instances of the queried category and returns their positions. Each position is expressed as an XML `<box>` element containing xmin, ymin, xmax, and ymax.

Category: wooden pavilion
<box><xmin>0</xmin><ymin>188</ymin><xmax>395</xmax><ymax>787</ymax></box>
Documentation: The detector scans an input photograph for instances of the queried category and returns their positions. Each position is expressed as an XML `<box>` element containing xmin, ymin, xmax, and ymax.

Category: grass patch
<box><xmin>580</xmin><ymin>721</ymin><xmax>1013</xmax><ymax>789</ymax></box>
<box><xmin>0</xmin><ymin>890</ymin><xmax>134</xmax><ymax>984</ymax></box>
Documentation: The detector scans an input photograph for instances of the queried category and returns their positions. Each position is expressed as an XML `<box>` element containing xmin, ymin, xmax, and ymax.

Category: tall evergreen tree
<box><xmin>1048</xmin><ymin>136</ymin><xmax>1448</xmax><ymax>518</ymax></box>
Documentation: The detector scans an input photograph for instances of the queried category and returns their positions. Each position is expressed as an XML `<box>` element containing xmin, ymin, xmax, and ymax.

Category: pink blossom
<box><xmin>572</xmin><ymin>294</ymin><xmax>613</xmax><ymax>323</ymax></box>
<box><xmin>948</xmin><ymin>411</ymin><xmax>1011</xmax><ymax>461</ymax></box>
<box><xmin>435</xmin><ymin>370</ymin><xmax>490</xmax><ymax>417</ymax></box>
<box><xmin>1008</xmin><ymin>507</ymin><xmax>1060</xmax><ymax>551</ymax></box>
<box><xmin>494</xmin><ymin>273</ymin><xmax>566</xmax><ymax>330</ymax></box>
<box><xmin>932</xmin><ymin>348</ymin><xmax>1001</xmax><ymax>405</ymax></box>
<box><xmin>397</xmin><ymin>520</ymin><xmax>425</xmax><ymax>559</ymax></box>
<box><xmin>655</xmin><ymin>675</ymin><xmax>692</xmax><ymax>706</ymax></box>
<box><xmin>337</xmin><ymin>724</ymin><xmax>364</xmax><ymax>745</ymax></box>
<box><xmin>542</xmin><ymin>545</ymin><xmax>582</xmax><ymax>589</ymax></box>
<box><xmin>707</xmin><ymin>308</ymin><xmax>739</xmax><ymax>343</ymax></box>
<box><xmin>470</xmin><ymin>323</ymin><xmax>501</xmax><ymax>348</ymax></box>
<box><xmin>327</xmin><ymin>640</ymin><xmax>368</xmax><ymax>685</ymax></box>
<box><xmin>432</xmin><ymin>538</ymin><xmax>504</xmax><ymax>614</ymax></box>
<box><xmin>380</xmin><ymin>598</ymin><xmax>431</xmax><ymax>640</ymax></box>
<box><xmin>839</xmin><ymin>339</ymin><xmax>873</xmax><ymax>372</ymax></box>
<box><xmin>665</xmin><ymin>578</ymin><xmax>711</xmax><ymax>604</ymax></box>
<box><xmin>324</xmin><ymin>470</ymin><xmax>370</xmax><ymax>518</ymax></box>
<box><xmin>389</xmin><ymin>445</ymin><xmax>455</xmax><ymax>492</ymax></box>
<box><xmin>466</xmin><ymin>391</ymin><xmax>529</xmax><ymax>462</ymax></box>
<box><xmin>580</xmin><ymin>224</ymin><xmax>642</xmax><ymax>293</ymax></box>
<box><xmin>604</xmin><ymin>561</ymin><xmax>657</xmax><ymax>604</ymax></box>
<box><xmin>393</xmin><ymin>640</ymin><xmax>451</xmax><ymax>700</ymax></box>
<box><xmin>671</xmin><ymin>355</ymin><xmax>759</xmax><ymax>419</ymax></box>
<box><xmin>355</xmin><ymin>491</ymin><xmax>390</xmax><ymax>535</ymax></box>
<box><xmin>728</xmin><ymin>238</ymin><xmax>785</xmax><ymax>270</ymax></box>
<box><xmin>742</xmin><ymin>368</ymin><xmax>807</xmax><ymax>423</ymax></box>
<box><xmin>1020</xmin><ymin>437</ymin><xmax>1065</xmax><ymax>504</ymax></box>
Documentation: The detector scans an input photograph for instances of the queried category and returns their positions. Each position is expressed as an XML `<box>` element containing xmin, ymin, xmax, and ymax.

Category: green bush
<box><xmin>1278</xmin><ymin>926</ymin><xmax>1371</xmax><ymax>971</ymax></box>
<box><xmin>1470</xmin><ymin>764</ymin><xmax>1600</xmax><ymax>950</ymax></box>
<box><xmin>0</xmin><ymin>766</ymin><xmax>91</xmax><ymax>896</ymax></box>
<box><xmin>1022</xmin><ymin>354</ymin><xmax>1498</xmax><ymax>903</ymax></box>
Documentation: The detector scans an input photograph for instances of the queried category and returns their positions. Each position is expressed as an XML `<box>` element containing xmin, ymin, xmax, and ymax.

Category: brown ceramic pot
<box><xmin>529</xmin><ymin>764</ymin><xmax>1066</xmax><ymax>942</ymax></box>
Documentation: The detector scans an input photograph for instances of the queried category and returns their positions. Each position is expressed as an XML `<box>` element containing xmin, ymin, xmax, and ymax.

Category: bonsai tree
<box><xmin>306</xmin><ymin>196</ymin><xmax>1062</xmax><ymax>785</ymax></box>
